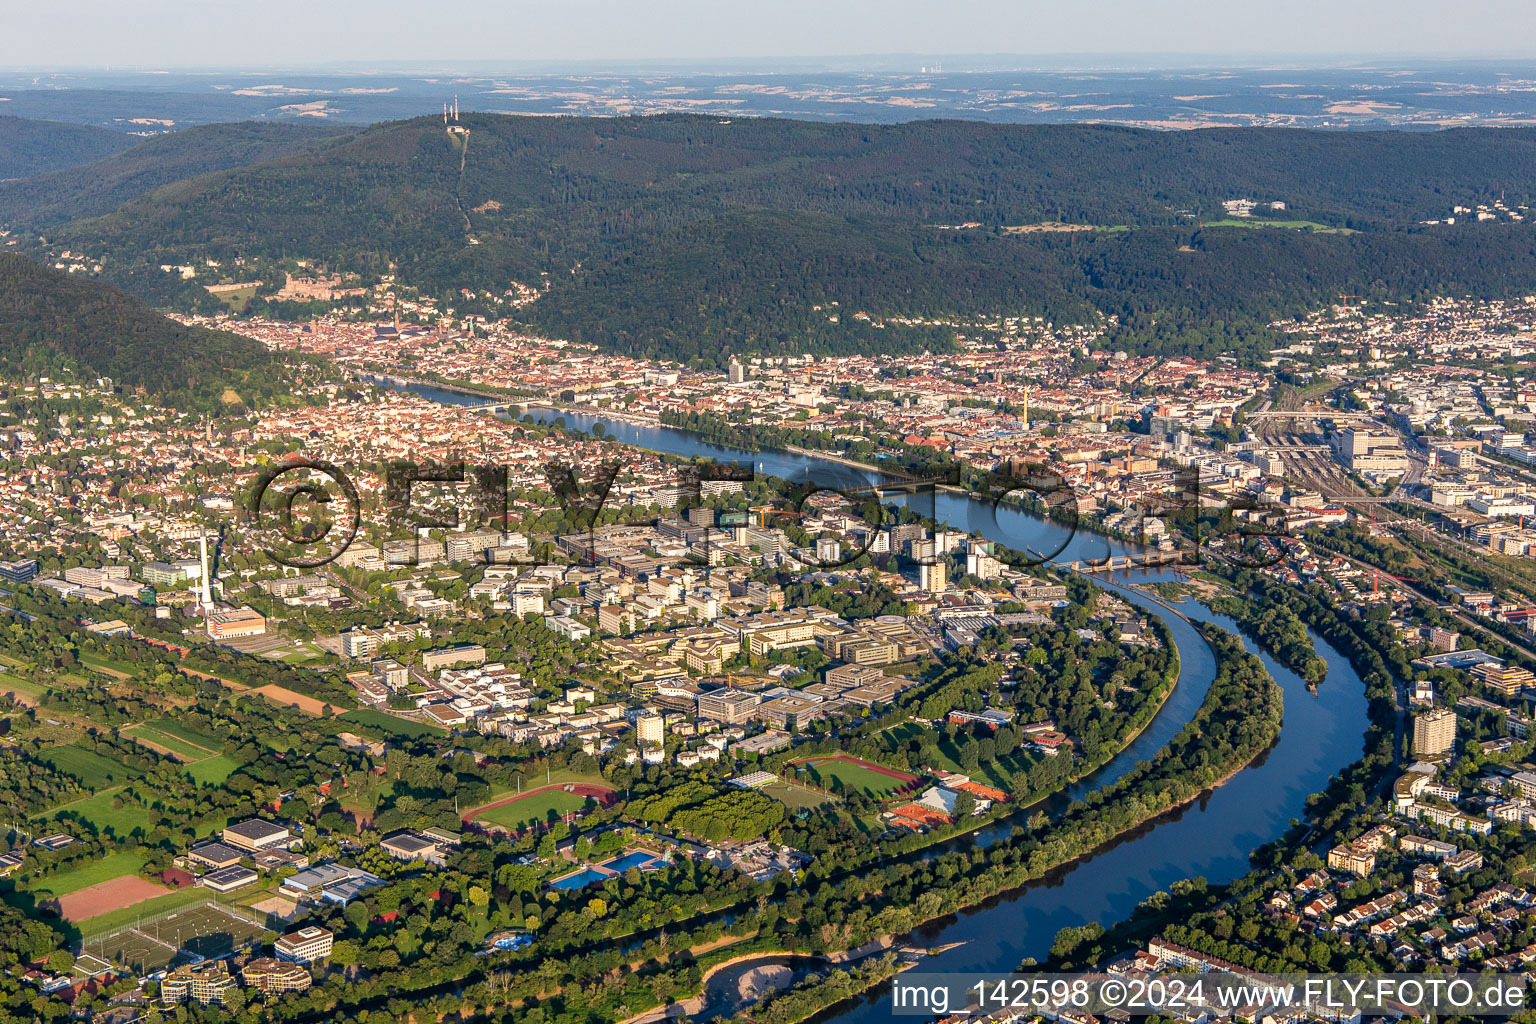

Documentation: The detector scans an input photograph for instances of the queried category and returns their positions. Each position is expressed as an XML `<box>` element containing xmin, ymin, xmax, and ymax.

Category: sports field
<box><xmin>81</xmin><ymin>901</ymin><xmax>266</xmax><ymax>973</ymax></box>
<box><xmin>759</xmin><ymin>779</ymin><xmax>834</xmax><ymax>812</ymax></box>
<box><xmin>76</xmin><ymin>886</ymin><xmax>207</xmax><ymax>938</ymax></box>
<box><xmin>791</xmin><ymin>755</ymin><xmax>917</xmax><ymax>797</ymax></box>
<box><xmin>55</xmin><ymin>875</ymin><xmax>170</xmax><ymax>923</ymax></box>
<box><xmin>87</xmin><ymin>926</ymin><xmax>181</xmax><ymax>975</ymax></box>
<box><xmin>465</xmin><ymin>783</ymin><xmax>617</xmax><ymax>832</ymax></box>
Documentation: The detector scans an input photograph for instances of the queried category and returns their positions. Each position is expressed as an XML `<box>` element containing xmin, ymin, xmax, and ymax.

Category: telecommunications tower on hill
<box><xmin>444</xmin><ymin>96</ymin><xmax>469</xmax><ymax>136</ymax></box>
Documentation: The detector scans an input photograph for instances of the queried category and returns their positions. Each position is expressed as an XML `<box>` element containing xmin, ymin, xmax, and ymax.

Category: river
<box><xmin>388</xmin><ymin>382</ymin><xmax>1371</xmax><ymax>1021</ymax></box>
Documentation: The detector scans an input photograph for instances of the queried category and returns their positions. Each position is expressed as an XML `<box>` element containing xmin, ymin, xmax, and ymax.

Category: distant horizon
<box><xmin>6</xmin><ymin>53</ymin><xmax>1536</xmax><ymax>76</ymax></box>
<box><xmin>5</xmin><ymin>0</ymin><xmax>1536</xmax><ymax>70</ymax></box>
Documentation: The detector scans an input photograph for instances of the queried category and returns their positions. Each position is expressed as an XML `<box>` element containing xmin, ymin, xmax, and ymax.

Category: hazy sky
<box><xmin>5</xmin><ymin>0</ymin><xmax>1536</xmax><ymax>68</ymax></box>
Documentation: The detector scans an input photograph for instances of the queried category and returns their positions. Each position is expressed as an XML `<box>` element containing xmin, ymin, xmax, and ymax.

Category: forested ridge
<box><xmin>0</xmin><ymin>120</ymin><xmax>352</xmax><ymax>227</ymax></box>
<box><xmin>0</xmin><ymin>116</ymin><xmax>135</xmax><ymax>181</ymax></box>
<box><xmin>9</xmin><ymin>114</ymin><xmax>1536</xmax><ymax>362</ymax></box>
<box><xmin>0</xmin><ymin>253</ymin><xmax>280</xmax><ymax>406</ymax></box>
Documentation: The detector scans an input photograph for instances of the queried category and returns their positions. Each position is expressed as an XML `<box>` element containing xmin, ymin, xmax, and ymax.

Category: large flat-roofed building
<box><xmin>206</xmin><ymin>606</ymin><xmax>268</xmax><ymax>640</ymax></box>
<box><xmin>1474</xmin><ymin>662</ymin><xmax>1535</xmax><ymax>697</ymax></box>
<box><xmin>730</xmin><ymin>730</ymin><xmax>792</xmax><ymax>757</ymax></box>
<box><xmin>739</xmin><ymin>620</ymin><xmax>818</xmax><ymax>657</ymax></box>
<box><xmin>280</xmin><ymin>863</ymin><xmax>383</xmax><ymax>904</ymax></box>
<box><xmin>241</xmin><ymin>957</ymin><xmax>313</xmax><ymax>995</ymax></box>
<box><xmin>274</xmin><ymin>925</ymin><xmax>334</xmax><ymax>964</ymax></box>
<box><xmin>187</xmin><ymin>841</ymin><xmax>244</xmax><ymax>869</ymax></box>
<box><xmin>1337</xmin><ymin>427</ymin><xmax>1410</xmax><ymax>475</ymax></box>
<box><xmin>758</xmin><ymin>694</ymin><xmax>826</xmax><ymax>730</ymax></box>
<box><xmin>200</xmin><ymin>865</ymin><xmax>258</xmax><ymax>893</ymax></box>
<box><xmin>369</xmin><ymin>658</ymin><xmax>409</xmax><ymax>690</ymax></box>
<box><xmin>445</xmin><ymin>528</ymin><xmax>505</xmax><ymax>563</ymax></box>
<box><xmin>825</xmin><ymin>663</ymin><xmax>885</xmax><ymax>690</ymax></box>
<box><xmin>160</xmin><ymin>962</ymin><xmax>238</xmax><ymax>1006</ymax></box>
<box><xmin>222</xmin><ymin>818</ymin><xmax>291</xmax><ymax>852</ymax></box>
<box><xmin>697</xmin><ymin>690</ymin><xmax>761</xmax><ymax>724</ymax></box>
<box><xmin>0</xmin><ymin>559</ymin><xmax>39</xmax><ymax>584</ymax></box>
<box><xmin>1326</xmin><ymin>842</ymin><xmax>1376</xmax><ymax>877</ymax></box>
<box><xmin>141</xmin><ymin>561</ymin><xmax>189</xmax><ymax>585</ymax></box>
<box><xmin>380</xmin><ymin>830</ymin><xmax>456</xmax><ymax>866</ymax></box>
<box><xmin>636</xmin><ymin>712</ymin><xmax>665</xmax><ymax>746</ymax></box>
<box><xmin>421</xmin><ymin>644</ymin><xmax>486</xmax><ymax>672</ymax></box>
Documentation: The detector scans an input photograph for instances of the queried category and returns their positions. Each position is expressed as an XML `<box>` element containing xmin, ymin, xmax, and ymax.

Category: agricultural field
<box><xmin>39</xmin><ymin>788</ymin><xmax>145</xmax><ymax>835</ymax></box>
<box><xmin>38</xmin><ymin>744</ymin><xmax>138</xmax><ymax>789</ymax></box>
<box><xmin>184</xmin><ymin>755</ymin><xmax>239</xmax><ymax>786</ymax></box>
<box><xmin>0</xmin><ymin>672</ymin><xmax>47</xmax><ymax>701</ymax></box>
<box><xmin>125</xmin><ymin>724</ymin><xmax>210</xmax><ymax>761</ymax></box>
<box><xmin>78</xmin><ymin>654</ymin><xmax>135</xmax><ymax>679</ymax></box>
<box><xmin>118</xmin><ymin>719</ymin><xmax>234</xmax><ymax>783</ymax></box>
<box><xmin>143</xmin><ymin>718</ymin><xmax>224</xmax><ymax>752</ymax></box>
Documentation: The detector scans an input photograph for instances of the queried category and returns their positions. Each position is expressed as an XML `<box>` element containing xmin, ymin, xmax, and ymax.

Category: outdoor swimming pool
<box><xmin>548</xmin><ymin>867</ymin><xmax>608</xmax><ymax>890</ymax></box>
<box><xmin>601</xmin><ymin>850</ymin><xmax>663</xmax><ymax>873</ymax></box>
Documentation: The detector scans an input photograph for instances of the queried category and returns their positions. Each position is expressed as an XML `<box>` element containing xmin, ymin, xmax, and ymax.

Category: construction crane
<box><xmin>748</xmin><ymin>505</ymin><xmax>805</xmax><ymax>528</ymax></box>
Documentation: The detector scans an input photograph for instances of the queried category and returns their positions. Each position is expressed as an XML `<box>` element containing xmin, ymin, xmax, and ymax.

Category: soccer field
<box><xmin>794</xmin><ymin>755</ymin><xmax>917</xmax><ymax>797</ymax></box>
<box><xmin>474</xmin><ymin>790</ymin><xmax>593</xmax><ymax>829</ymax></box>
<box><xmin>760</xmin><ymin>779</ymin><xmax>835</xmax><ymax>811</ymax></box>
<box><xmin>89</xmin><ymin>928</ymin><xmax>179</xmax><ymax>974</ymax></box>
<box><xmin>83</xmin><ymin>902</ymin><xmax>266</xmax><ymax>972</ymax></box>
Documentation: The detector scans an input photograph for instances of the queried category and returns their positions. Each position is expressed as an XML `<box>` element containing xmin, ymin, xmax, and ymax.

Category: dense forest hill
<box><xmin>12</xmin><ymin>114</ymin><xmax>1536</xmax><ymax>362</ymax></box>
<box><xmin>0</xmin><ymin>115</ymin><xmax>136</xmax><ymax>181</ymax></box>
<box><xmin>0</xmin><ymin>121</ymin><xmax>353</xmax><ymax>227</ymax></box>
<box><xmin>0</xmin><ymin>253</ymin><xmax>280</xmax><ymax>408</ymax></box>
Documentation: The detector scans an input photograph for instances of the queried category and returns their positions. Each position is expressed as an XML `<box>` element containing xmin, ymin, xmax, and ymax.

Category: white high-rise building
<box><xmin>637</xmin><ymin>712</ymin><xmax>665</xmax><ymax>747</ymax></box>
